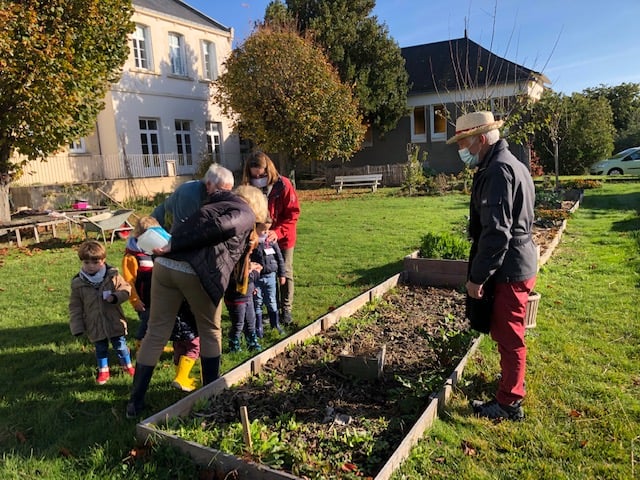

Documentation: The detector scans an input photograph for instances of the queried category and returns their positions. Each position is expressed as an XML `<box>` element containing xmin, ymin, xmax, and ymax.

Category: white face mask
<box><xmin>250</xmin><ymin>177</ymin><xmax>268</xmax><ymax>188</ymax></box>
<box><xmin>458</xmin><ymin>137</ymin><xmax>479</xmax><ymax>168</ymax></box>
<box><xmin>258</xmin><ymin>233</ymin><xmax>267</xmax><ymax>243</ymax></box>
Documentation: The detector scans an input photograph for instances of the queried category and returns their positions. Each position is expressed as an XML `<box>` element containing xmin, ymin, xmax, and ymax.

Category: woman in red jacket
<box><xmin>242</xmin><ymin>152</ymin><xmax>300</xmax><ymax>326</ymax></box>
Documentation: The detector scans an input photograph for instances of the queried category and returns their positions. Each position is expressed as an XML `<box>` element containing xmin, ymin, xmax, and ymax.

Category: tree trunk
<box><xmin>553</xmin><ymin>140</ymin><xmax>560</xmax><ymax>191</ymax></box>
<box><xmin>0</xmin><ymin>182</ymin><xmax>11</xmax><ymax>224</ymax></box>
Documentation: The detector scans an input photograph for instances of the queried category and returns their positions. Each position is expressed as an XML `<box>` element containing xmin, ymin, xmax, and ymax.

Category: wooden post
<box><xmin>239</xmin><ymin>406</ymin><xmax>253</xmax><ymax>450</ymax></box>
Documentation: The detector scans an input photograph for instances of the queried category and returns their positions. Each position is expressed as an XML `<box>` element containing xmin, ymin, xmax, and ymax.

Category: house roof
<box><xmin>401</xmin><ymin>36</ymin><xmax>547</xmax><ymax>95</ymax></box>
<box><xmin>133</xmin><ymin>0</ymin><xmax>231</xmax><ymax>32</ymax></box>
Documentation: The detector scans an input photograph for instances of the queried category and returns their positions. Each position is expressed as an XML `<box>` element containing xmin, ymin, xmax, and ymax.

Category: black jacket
<box><xmin>167</xmin><ymin>190</ymin><xmax>256</xmax><ymax>305</ymax></box>
<box><xmin>468</xmin><ymin>139</ymin><xmax>538</xmax><ymax>285</ymax></box>
<box><xmin>251</xmin><ymin>238</ymin><xmax>285</xmax><ymax>276</ymax></box>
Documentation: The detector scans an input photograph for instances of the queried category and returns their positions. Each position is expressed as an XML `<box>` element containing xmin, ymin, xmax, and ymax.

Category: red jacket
<box><xmin>268</xmin><ymin>176</ymin><xmax>300</xmax><ymax>250</ymax></box>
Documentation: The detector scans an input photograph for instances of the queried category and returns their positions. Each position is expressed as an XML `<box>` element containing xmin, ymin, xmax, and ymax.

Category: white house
<box><xmin>12</xmin><ymin>0</ymin><xmax>242</xmax><ymax>206</ymax></box>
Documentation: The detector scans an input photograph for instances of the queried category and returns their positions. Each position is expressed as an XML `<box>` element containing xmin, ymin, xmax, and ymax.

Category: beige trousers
<box><xmin>136</xmin><ymin>262</ymin><xmax>223</xmax><ymax>366</ymax></box>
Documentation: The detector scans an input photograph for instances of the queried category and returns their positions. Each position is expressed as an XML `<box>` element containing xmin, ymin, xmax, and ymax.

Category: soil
<box><xmin>187</xmin><ymin>285</ymin><xmax>474</xmax><ymax>479</ymax></box>
<box><xmin>174</xmin><ymin>194</ymin><xmax>573</xmax><ymax>479</ymax></box>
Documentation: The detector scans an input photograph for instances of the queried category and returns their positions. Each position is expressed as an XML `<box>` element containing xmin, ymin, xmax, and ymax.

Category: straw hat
<box><xmin>446</xmin><ymin>111</ymin><xmax>504</xmax><ymax>144</ymax></box>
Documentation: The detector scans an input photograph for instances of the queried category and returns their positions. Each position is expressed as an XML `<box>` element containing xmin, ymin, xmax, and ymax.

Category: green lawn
<box><xmin>0</xmin><ymin>181</ymin><xmax>638</xmax><ymax>479</ymax></box>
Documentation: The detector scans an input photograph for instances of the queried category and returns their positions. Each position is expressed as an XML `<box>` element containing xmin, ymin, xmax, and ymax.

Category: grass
<box><xmin>392</xmin><ymin>182</ymin><xmax>640</xmax><ymax>479</ymax></box>
<box><xmin>0</xmin><ymin>182</ymin><xmax>638</xmax><ymax>478</ymax></box>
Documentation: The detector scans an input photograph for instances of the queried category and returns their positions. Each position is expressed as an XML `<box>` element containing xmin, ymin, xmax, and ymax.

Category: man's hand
<box><xmin>466</xmin><ymin>280</ymin><xmax>484</xmax><ymax>299</ymax></box>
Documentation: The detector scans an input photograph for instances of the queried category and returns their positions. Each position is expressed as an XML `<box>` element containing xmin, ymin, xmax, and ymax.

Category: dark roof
<box><xmin>401</xmin><ymin>37</ymin><xmax>543</xmax><ymax>95</ymax></box>
<box><xmin>133</xmin><ymin>0</ymin><xmax>230</xmax><ymax>32</ymax></box>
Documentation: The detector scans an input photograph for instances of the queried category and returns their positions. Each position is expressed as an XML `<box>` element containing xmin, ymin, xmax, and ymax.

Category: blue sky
<box><xmin>186</xmin><ymin>0</ymin><xmax>640</xmax><ymax>95</ymax></box>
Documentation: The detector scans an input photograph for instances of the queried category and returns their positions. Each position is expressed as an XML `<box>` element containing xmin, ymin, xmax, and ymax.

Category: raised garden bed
<box><xmin>135</xmin><ymin>192</ymin><xmax>582</xmax><ymax>479</ymax></box>
<box><xmin>137</xmin><ymin>274</ymin><xmax>481</xmax><ymax>479</ymax></box>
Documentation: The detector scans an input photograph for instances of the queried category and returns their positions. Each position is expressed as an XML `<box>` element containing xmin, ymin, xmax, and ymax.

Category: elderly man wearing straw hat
<box><xmin>448</xmin><ymin>111</ymin><xmax>538</xmax><ymax>420</ymax></box>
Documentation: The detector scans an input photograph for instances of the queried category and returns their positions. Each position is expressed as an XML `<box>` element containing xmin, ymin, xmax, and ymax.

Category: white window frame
<box><xmin>430</xmin><ymin>104</ymin><xmax>447</xmax><ymax>142</ymax></box>
<box><xmin>132</xmin><ymin>24</ymin><xmax>152</xmax><ymax>70</ymax></box>
<box><xmin>201</xmin><ymin>40</ymin><xmax>218</xmax><ymax>80</ymax></box>
<box><xmin>411</xmin><ymin>106</ymin><xmax>427</xmax><ymax>143</ymax></box>
<box><xmin>206</xmin><ymin>122</ymin><xmax>222</xmax><ymax>164</ymax></box>
<box><xmin>69</xmin><ymin>138</ymin><xmax>86</xmax><ymax>154</ymax></box>
<box><xmin>175</xmin><ymin>120</ymin><xmax>193</xmax><ymax>166</ymax></box>
<box><xmin>168</xmin><ymin>32</ymin><xmax>187</xmax><ymax>76</ymax></box>
<box><xmin>139</xmin><ymin>118</ymin><xmax>161</xmax><ymax>167</ymax></box>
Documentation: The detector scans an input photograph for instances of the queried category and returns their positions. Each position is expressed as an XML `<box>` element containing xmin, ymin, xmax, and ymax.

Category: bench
<box><xmin>332</xmin><ymin>174</ymin><xmax>383</xmax><ymax>193</ymax></box>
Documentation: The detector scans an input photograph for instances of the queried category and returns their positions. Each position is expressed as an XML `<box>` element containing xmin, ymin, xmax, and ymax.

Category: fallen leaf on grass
<box><xmin>569</xmin><ymin>409</ymin><xmax>582</xmax><ymax>418</ymax></box>
<box><xmin>579</xmin><ymin>440</ymin><xmax>588</xmax><ymax>448</ymax></box>
<box><xmin>15</xmin><ymin>431</ymin><xmax>27</xmax><ymax>443</ymax></box>
<box><xmin>434</xmin><ymin>456</ymin><xmax>446</xmax><ymax>463</ymax></box>
<box><xmin>461</xmin><ymin>440</ymin><xmax>477</xmax><ymax>456</ymax></box>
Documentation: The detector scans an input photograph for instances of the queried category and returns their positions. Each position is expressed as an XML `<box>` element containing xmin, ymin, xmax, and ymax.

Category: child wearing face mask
<box><xmin>69</xmin><ymin>240</ymin><xmax>133</xmax><ymax>385</ymax></box>
<box><xmin>251</xmin><ymin>217</ymin><xmax>286</xmax><ymax>336</ymax></box>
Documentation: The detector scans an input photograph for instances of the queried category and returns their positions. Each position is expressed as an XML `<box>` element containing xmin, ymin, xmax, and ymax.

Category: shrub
<box><xmin>419</xmin><ymin>232</ymin><xmax>470</xmax><ymax>259</ymax></box>
<box><xmin>560</xmin><ymin>179</ymin><xmax>602</xmax><ymax>190</ymax></box>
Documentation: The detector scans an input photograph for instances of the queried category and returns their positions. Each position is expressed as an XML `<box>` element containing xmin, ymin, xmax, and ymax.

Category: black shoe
<box><xmin>281</xmin><ymin>310</ymin><xmax>293</xmax><ymax>325</ymax></box>
<box><xmin>126</xmin><ymin>363</ymin><xmax>155</xmax><ymax>419</ymax></box>
<box><xmin>471</xmin><ymin>398</ymin><xmax>524</xmax><ymax>421</ymax></box>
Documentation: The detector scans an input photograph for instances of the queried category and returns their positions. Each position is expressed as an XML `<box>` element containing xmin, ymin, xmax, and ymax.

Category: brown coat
<box><xmin>69</xmin><ymin>265</ymin><xmax>131</xmax><ymax>343</ymax></box>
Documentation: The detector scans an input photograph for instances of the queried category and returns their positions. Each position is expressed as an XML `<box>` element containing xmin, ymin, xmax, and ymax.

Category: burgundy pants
<box><xmin>490</xmin><ymin>277</ymin><xmax>536</xmax><ymax>405</ymax></box>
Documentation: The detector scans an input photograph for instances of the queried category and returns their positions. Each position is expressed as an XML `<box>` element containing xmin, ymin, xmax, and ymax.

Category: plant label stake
<box><xmin>240</xmin><ymin>406</ymin><xmax>253</xmax><ymax>450</ymax></box>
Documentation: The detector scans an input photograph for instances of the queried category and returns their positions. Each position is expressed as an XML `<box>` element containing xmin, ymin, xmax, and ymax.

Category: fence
<box><xmin>11</xmin><ymin>153</ymin><xmax>202</xmax><ymax>187</ymax></box>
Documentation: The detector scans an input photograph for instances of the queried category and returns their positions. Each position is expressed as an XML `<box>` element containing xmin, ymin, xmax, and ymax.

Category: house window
<box><xmin>411</xmin><ymin>106</ymin><xmax>426</xmax><ymax>142</ymax></box>
<box><xmin>431</xmin><ymin>104</ymin><xmax>447</xmax><ymax>141</ymax></box>
<box><xmin>132</xmin><ymin>25</ymin><xmax>151</xmax><ymax>70</ymax></box>
<box><xmin>206</xmin><ymin>122</ymin><xmax>222</xmax><ymax>163</ymax></box>
<box><xmin>169</xmin><ymin>33</ymin><xmax>186</xmax><ymax>76</ymax></box>
<box><xmin>201</xmin><ymin>40</ymin><xmax>218</xmax><ymax>80</ymax></box>
<box><xmin>69</xmin><ymin>138</ymin><xmax>86</xmax><ymax>154</ymax></box>
<box><xmin>175</xmin><ymin>120</ymin><xmax>192</xmax><ymax>166</ymax></box>
<box><xmin>139</xmin><ymin>118</ymin><xmax>160</xmax><ymax>167</ymax></box>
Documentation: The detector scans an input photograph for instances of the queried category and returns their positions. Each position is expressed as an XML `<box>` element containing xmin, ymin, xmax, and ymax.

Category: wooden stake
<box><xmin>239</xmin><ymin>406</ymin><xmax>253</xmax><ymax>450</ymax></box>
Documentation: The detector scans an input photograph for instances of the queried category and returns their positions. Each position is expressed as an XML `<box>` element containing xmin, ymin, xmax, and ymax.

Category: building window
<box><xmin>206</xmin><ymin>122</ymin><xmax>222</xmax><ymax>163</ymax></box>
<box><xmin>132</xmin><ymin>25</ymin><xmax>151</xmax><ymax>70</ymax></box>
<box><xmin>431</xmin><ymin>104</ymin><xmax>447</xmax><ymax>141</ymax></box>
<box><xmin>175</xmin><ymin>120</ymin><xmax>192</xmax><ymax>166</ymax></box>
<box><xmin>69</xmin><ymin>138</ymin><xmax>86</xmax><ymax>154</ymax></box>
<box><xmin>411</xmin><ymin>106</ymin><xmax>426</xmax><ymax>143</ymax></box>
<box><xmin>201</xmin><ymin>40</ymin><xmax>218</xmax><ymax>80</ymax></box>
<box><xmin>139</xmin><ymin>118</ymin><xmax>160</xmax><ymax>167</ymax></box>
<box><xmin>169</xmin><ymin>33</ymin><xmax>186</xmax><ymax>76</ymax></box>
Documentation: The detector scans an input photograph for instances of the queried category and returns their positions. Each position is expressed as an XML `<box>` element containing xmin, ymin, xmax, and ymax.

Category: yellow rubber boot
<box><xmin>171</xmin><ymin>356</ymin><xmax>197</xmax><ymax>392</ymax></box>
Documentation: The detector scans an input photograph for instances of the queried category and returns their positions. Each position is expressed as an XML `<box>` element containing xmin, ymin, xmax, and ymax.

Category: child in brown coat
<box><xmin>69</xmin><ymin>240</ymin><xmax>133</xmax><ymax>385</ymax></box>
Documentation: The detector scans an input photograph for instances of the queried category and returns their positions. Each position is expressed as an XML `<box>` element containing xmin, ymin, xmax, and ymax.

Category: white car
<box><xmin>589</xmin><ymin>147</ymin><xmax>640</xmax><ymax>175</ymax></box>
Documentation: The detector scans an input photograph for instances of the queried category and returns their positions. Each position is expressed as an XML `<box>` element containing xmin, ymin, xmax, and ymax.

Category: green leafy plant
<box><xmin>402</xmin><ymin>144</ymin><xmax>427</xmax><ymax>195</ymax></box>
<box><xmin>419</xmin><ymin>232</ymin><xmax>470</xmax><ymax>259</ymax></box>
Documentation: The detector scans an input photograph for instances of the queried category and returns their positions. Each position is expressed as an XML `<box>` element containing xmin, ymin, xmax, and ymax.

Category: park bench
<box><xmin>332</xmin><ymin>174</ymin><xmax>383</xmax><ymax>193</ymax></box>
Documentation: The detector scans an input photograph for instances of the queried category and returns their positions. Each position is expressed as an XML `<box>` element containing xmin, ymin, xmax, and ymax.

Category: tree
<box><xmin>584</xmin><ymin>83</ymin><xmax>640</xmax><ymax>132</ymax></box>
<box><xmin>266</xmin><ymin>0</ymin><xmax>409</xmax><ymax>136</ymax></box>
<box><xmin>213</xmin><ymin>25</ymin><xmax>365</xmax><ymax>166</ymax></box>
<box><xmin>532</xmin><ymin>90</ymin><xmax>614</xmax><ymax>176</ymax></box>
<box><xmin>0</xmin><ymin>0</ymin><xmax>134</xmax><ymax>222</ymax></box>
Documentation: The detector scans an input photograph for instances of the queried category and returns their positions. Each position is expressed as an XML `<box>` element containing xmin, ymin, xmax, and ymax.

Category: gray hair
<box><xmin>204</xmin><ymin>163</ymin><xmax>234</xmax><ymax>190</ymax></box>
<box><xmin>484</xmin><ymin>129</ymin><xmax>500</xmax><ymax>145</ymax></box>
